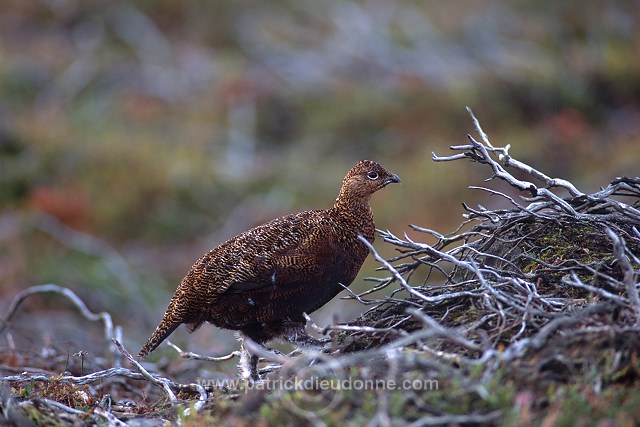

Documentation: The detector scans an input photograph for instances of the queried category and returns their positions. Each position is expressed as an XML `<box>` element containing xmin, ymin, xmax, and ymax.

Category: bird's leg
<box><xmin>237</xmin><ymin>334</ymin><xmax>261</xmax><ymax>382</ymax></box>
<box><xmin>249</xmin><ymin>354</ymin><xmax>260</xmax><ymax>382</ymax></box>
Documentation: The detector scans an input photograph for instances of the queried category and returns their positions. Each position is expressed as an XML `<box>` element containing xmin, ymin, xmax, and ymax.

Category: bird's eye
<box><xmin>367</xmin><ymin>171</ymin><xmax>379</xmax><ymax>180</ymax></box>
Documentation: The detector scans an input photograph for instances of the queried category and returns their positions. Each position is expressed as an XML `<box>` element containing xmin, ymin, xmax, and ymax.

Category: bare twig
<box><xmin>2</xmin><ymin>368</ymin><xmax>171</xmax><ymax>385</ymax></box>
<box><xmin>466</xmin><ymin>106</ymin><xmax>584</xmax><ymax>197</ymax></box>
<box><xmin>242</xmin><ymin>337</ymin><xmax>289</xmax><ymax>364</ymax></box>
<box><xmin>358</xmin><ymin>235</ymin><xmax>432</xmax><ymax>303</ymax></box>
<box><xmin>406</xmin><ymin>308</ymin><xmax>482</xmax><ymax>353</ymax></box>
<box><xmin>0</xmin><ymin>284</ymin><xmax>120</xmax><ymax>364</ymax></box>
<box><xmin>166</xmin><ymin>341</ymin><xmax>241</xmax><ymax>362</ymax></box>
<box><xmin>303</xmin><ymin>312</ymin><xmax>410</xmax><ymax>337</ymax></box>
<box><xmin>92</xmin><ymin>407</ymin><xmax>128</xmax><ymax>427</ymax></box>
<box><xmin>29</xmin><ymin>398</ymin><xmax>86</xmax><ymax>415</ymax></box>
<box><xmin>606</xmin><ymin>228</ymin><xmax>640</xmax><ymax>323</ymax></box>
<box><xmin>562</xmin><ymin>273</ymin><xmax>629</xmax><ymax>306</ymax></box>
<box><xmin>111</xmin><ymin>338</ymin><xmax>177</xmax><ymax>403</ymax></box>
<box><xmin>113</xmin><ymin>343</ymin><xmax>207</xmax><ymax>413</ymax></box>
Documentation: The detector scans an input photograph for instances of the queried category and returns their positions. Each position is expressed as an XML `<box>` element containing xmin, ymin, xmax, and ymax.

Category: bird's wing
<box><xmin>223</xmin><ymin>240</ymin><xmax>340</xmax><ymax>294</ymax></box>
<box><xmin>184</xmin><ymin>210</ymin><xmax>342</xmax><ymax>297</ymax></box>
<box><xmin>223</xmin><ymin>212</ymin><xmax>343</xmax><ymax>295</ymax></box>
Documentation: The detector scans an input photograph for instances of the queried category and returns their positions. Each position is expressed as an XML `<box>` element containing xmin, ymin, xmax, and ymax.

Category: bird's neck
<box><xmin>332</xmin><ymin>192</ymin><xmax>375</xmax><ymax>239</ymax></box>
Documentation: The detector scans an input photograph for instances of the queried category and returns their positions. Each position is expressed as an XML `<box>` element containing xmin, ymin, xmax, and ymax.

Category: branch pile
<box><xmin>323</xmin><ymin>109</ymin><xmax>640</xmax><ymax>423</ymax></box>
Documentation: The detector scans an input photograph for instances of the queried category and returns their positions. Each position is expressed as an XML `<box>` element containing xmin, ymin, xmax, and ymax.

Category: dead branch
<box><xmin>0</xmin><ymin>283</ymin><xmax>121</xmax><ymax>365</ymax></box>
<box><xmin>303</xmin><ymin>312</ymin><xmax>410</xmax><ymax>337</ymax></box>
<box><xmin>328</xmin><ymin>106</ymin><xmax>640</xmax><ymax>423</ymax></box>
<box><xmin>111</xmin><ymin>338</ymin><xmax>177</xmax><ymax>404</ymax></box>
<box><xmin>406</xmin><ymin>308</ymin><xmax>483</xmax><ymax>353</ymax></box>
<box><xmin>406</xmin><ymin>410</ymin><xmax>503</xmax><ymax>427</ymax></box>
<box><xmin>166</xmin><ymin>340</ymin><xmax>241</xmax><ymax>362</ymax></box>
<box><xmin>115</xmin><ymin>342</ymin><xmax>213</xmax><ymax>414</ymax></box>
<box><xmin>358</xmin><ymin>235</ymin><xmax>432</xmax><ymax>303</ymax></box>
<box><xmin>28</xmin><ymin>398</ymin><xmax>86</xmax><ymax>415</ymax></box>
<box><xmin>0</xmin><ymin>382</ymin><xmax>33</xmax><ymax>427</ymax></box>
<box><xmin>465</xmin><ymin>107</ymin><xmax>584</xmax><ymax>197</ymax></box>
<box><xmin>242</xmin><ymin>337</ymin><xmax>289</xmax><ymax>364</ymax></box>
<box><xmin>606</xmin><ymin>228</ymin><xmax>640</xmax><ymax>323</ymax></box>
<box><xmin>92</xmin><ymin>407</ymin><xmax>128</xmax><ymax>427</ymax></box>
<box><xmin>2</xmin><ymin>367</ymin><xmax>169</xmax><ymax>386</ymax></box>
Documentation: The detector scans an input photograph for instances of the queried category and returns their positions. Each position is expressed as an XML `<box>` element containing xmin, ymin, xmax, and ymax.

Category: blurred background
<box><xmin>1</xmin><ymin>0</ymin><xmax>640</xmax><ymax>368</ymax></box>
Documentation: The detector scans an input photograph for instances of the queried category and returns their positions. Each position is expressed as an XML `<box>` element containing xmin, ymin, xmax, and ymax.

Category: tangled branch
<box><xmin>303</xmin><ymin>108</ymin><xmax>640</xmax><ymax>422</ymax></box>
<box><xmin>0</xmin><ymin>285</ymin><xmax>210</xmax><ymax>424</ymax></box>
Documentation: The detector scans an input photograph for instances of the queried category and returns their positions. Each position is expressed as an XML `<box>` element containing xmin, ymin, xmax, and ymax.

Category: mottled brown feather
<box><xmin>138</xmin><ymin>160</ymin><xmax>399</xmax><ymax>358</ymax></box>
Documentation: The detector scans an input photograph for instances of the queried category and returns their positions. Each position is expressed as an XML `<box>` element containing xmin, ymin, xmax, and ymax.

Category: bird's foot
<box><xmin>238</xmin><ymin>334</ymin><xmax>290</xmax><ymax>382</ymax></box>
<box><xmin>238</xmin><ymin>345</ymin><xmax>260</xmax><ymax>382</ymax></box>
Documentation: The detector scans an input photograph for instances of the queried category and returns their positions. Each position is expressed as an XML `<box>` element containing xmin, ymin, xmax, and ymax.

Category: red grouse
<box><xmin>138</xmin><ymin>160</ymin><xmax>400</xmax><ymax>379</ymax></box>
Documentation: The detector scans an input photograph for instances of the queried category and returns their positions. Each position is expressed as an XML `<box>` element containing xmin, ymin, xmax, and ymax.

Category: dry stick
<box><xmin>606</xmin><ymin>228</ymin><xmax>640</xmax><ymax>323</ymax></box>
<box><xmin>432</xmin><ymin>136</ymin><xmax>579</xmax><ymax>215</ymax></box>
<box><xmin>2</xmin><ymin>366</ymin><xmax>184</xmax><ymax>423</ymax></box>
<box><xmin>4</xmin><ymin>363</ymin><xmax>207</xmax><ymax>414</ymax></box>
<box><xmin>92</xmin><ymin>407</ymin><xmax>128</xmax><ymax>427</ymax></box>
<box><xmin>2</xmin><ymin>368</ymin><xmax>167</xmax><ymax>384</ymax></box>
<box><xmin>358</xmin><ymin>235</ymin><xmax>432</xmax><ymax>303</ymax></box>
<box><xmin>115</xmin><ymin>341</ymin><xmax>207</xmax><ymax>414</ymax></box>
<box><xmin>383</xmin><ymin>232</ymin><xmax>509</xmax><ymax>305</ymax></box>
<box><xmin>166</xmin><ymin>341</ymin><xmax>241</xmax><ymax>362</ymax></box>
<box><xmin>6</xmin><ymin>365</ymin><xmax>207</xmax><ymax>418</ymax></box>
<box><xmin>466</xmin><ymin>106</ymin><xmax>495</xmax><ymax>149</ymax></box>
<box><xmin>338</xmin><ymin>281</ymin><xmax>389</xmax><ymax>304</ymax></box>
<box><xmin>407</xmin><ymin>410</ymin><xmax>503</xmax><ymax>427</ymax></box>
<box><xmin>302</xmin><ymin>312</ymin><xmax>410</xmax><ymax>337</ymax></box>
<box><xmin>0</xmin><ymin>284</ymin><xmax>119</xmax><ymax>363</ymax></box>
<box><xmin>242</xmin><ymin>337</ymin><xmax>289</xmax><ymax>364</ymax></box>
<box><xmin>111</xmin><ymin>342</ymin><xmax>209</xmax><ymax>416</ymax></box>
<box><xmin>466</xmin><ymin>110</ymin><xmax>640</xmax><ymax>224</ymax></box>
<box><xmin>562</xmin><ymin>273</ymin><xmax>629</xmax><ymax>306</ymax></box>
<box><xmin>469</xmin><ymin>135</ymin><xmax>579</xmax><ymax>215</ymax></box>
<box><xmin>0</xmin><ymin>284</ymin><xmax>113</xmax><ymax>338</ymax></box>
<box><xmin>500</xmin><ymin>303</ymin><xmax>614</xmax><ymax>363</ymax></box>
<box><xmin>466</xmin><ymin>107</ymin><xmax>584</xmax><ymax>197</ymax></box>
<box><xmin>181</xmin><ymin>383</ymin><xmax>207</xmax><ymax>415</ymax></box>
<box><xmin>29</xmin><ymin>398</ymin><xmax>86</xmax><ymax>415</ymax></box>
<box><xmin>111</xmin><ymin>339</ymin><xmax>177</xmax><ymax>404</ymax></box>
<box><xmin>383</xmin><ymin>233</ymin><xmax>548</xmax><ymax>318</ymax></box>
<box><xmin>332</xmin><ymin>319</ymin><xmax>488</xmax><ymax>368</ymax></box>
<box><xmin>467</xmin><ymin>186</ymin><xmax>551</xmax><ymax>221</ymax></box>
<box><xmin>406</xmin><ymin>308</ymin><xmax>482</xmax><ymax>353</ymax></box>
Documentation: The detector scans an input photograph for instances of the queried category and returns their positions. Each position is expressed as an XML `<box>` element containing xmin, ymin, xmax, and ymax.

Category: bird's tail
<box><xmin>138</xmin><ymin>319</ymin><xmax>180</xmax><ymax>358</ymax></box>
<box><xmin>138</xmin><ymin>276</ymin><xmax>208</xmax><ymax>358</ymax></box>
<box><xmin>138</xmin><ymin>292</ymin><xmax>190</xmax><ymax>358</ymax></box>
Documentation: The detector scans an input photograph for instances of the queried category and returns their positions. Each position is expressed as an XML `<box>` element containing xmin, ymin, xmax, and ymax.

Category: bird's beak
<box><xmin>383</xmin><ymin>174</ymin><xmax>401</xmax><ymax>186</ymax></box>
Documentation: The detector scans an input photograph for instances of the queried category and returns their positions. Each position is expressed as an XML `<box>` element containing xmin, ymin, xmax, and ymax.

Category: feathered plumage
<box><xmin>138</xmin><ymin>160</ymin><xmax>400</xmax><ymax>373</ymax></box>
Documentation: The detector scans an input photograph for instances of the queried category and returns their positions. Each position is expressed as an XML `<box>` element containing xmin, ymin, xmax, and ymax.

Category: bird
<box><xmin>138</xmin><ymin>160</ymin><xmax>400</xmax><ymax>379</ymax></box>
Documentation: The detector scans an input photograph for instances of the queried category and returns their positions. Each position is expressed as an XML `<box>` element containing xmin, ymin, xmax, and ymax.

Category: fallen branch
<box><xmin>166</xmin><ymin>341</ymin><xmax>241</xmax><ymax>362</ymax></box>
<box><xmin>303</xmin><ymin>312</ymin><xmax>410</xmax><ymax>337</ymax></box>
<box><xmin>606</xmin><ymin>228</ymin><xmax>640</xmax><ymax>323</ymax></box>
<box><xmin>111</xmin><ymin>339</ymin><xmax>177</xmax><ymax>404</ymax></box>
<box><xmin>0</xmin><ymin>283</ymin><xmax>121</xmax><ymax>364</ymax></box>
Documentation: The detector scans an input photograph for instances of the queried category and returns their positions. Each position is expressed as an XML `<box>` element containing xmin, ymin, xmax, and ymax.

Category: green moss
<box><xmin>541</xmin><ymin>384</ymin><xmax>640</xmax><ymax>426</ymax></box>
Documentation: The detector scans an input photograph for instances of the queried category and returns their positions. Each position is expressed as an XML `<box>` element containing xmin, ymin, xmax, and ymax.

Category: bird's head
<box><xmin>336</xmin><ymin>160</ymin><xmax>400</xmax><ymax>206</ymax></box>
